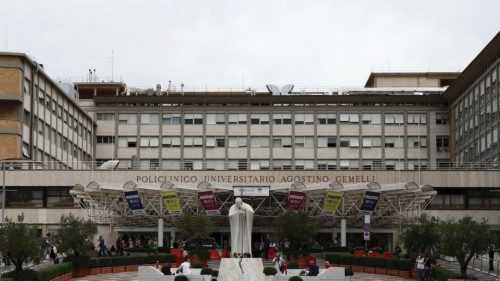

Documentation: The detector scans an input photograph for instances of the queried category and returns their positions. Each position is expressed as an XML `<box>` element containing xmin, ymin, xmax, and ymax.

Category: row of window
<box><xmin>0</xmin><ymin>187</ymin><xmax>76</xmax><ymax>208</ymax></box>
<box><xmin>110</xmin><ymin>135</ymin><xmax>433</xmax><ymax>148</ymax></box>
<box><xmin>98</xmin><ymin>112</ymin><xmax>444</xmax><ymax>125</ymax></box>
<box><xmin>428</xmin><ymin>190</ymin><xmax>500</xmax><ymax>210</ymax></box>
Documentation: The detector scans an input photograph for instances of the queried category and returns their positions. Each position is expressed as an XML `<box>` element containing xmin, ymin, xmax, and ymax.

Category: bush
<box><xmin>397</xmin><ymin>258</ymin><xmax>413</xmax><ymax>271</ymax></box>
<box><xmin>191</xmin><ymin>262</ymin><xmax>205</xmax><ymax>268</ymax></box>
<box><xmin>351</xmin><ymin>256</ymin><xmax>366</xmax><ymax>266</ymax></box>
<box><xmin>211</xmin><ymin>269</ymin><xmax>219</xmax><ymax>277</ymax></box>
<box><xmin>324</xmin><ymin>246</ymin><xmax>349</xmax><ymax>252</ymax></box>
<box><xmin>368</xmin><ymin>257</ymin><xmax>386</xmax><ymax>268</ymax></box>
<box><xmin>200</xmin><ymin>267</ymin><xmax>213</xmax><ymax>275</ymax></box>
<box><xmin>287</xmin><ymin>261</ymin><xmax>299</xmax><ymax>269</ymax></box>
<box><xmin>384</xmin><ymin>258</ymin><xmax>399</xmax><ymax>270</ymax></box>
<box><xmin>174</xmin><ymin>276</ymin><xmax>189</xmax><ymax>281</ymax></box>
<box><xmin>36</xmin><ymin>262</ymin><xmax>73</xmax><ymax>281</ymax></box>
<box><xmin>3</xmin><ymin>269</ymin><xmax>38</xmax><ymax>281</ymax></box>
<box><xmin>288</xmin><ymin>276</ymin><xmax>304</xmax><ymax>281</ymax></box>
<box><xmin>0</xmin><ymin>278</ymin><xmax>13</xmax><ymax>281</ymax></box>
<box><xmin>345</xmin><ymin>267</ymin><xmax>354</xmax><ymax>276</ymax></box>
<box><xmin>431</xmin><ymin>266</ymin><xmax>463</xmax><ymax>281</ymax></box>
<box><xmin>326</xmin><ymin>253</ymin><xmax>352</xmax><ymax>265</ymax></box>
<box><xmin>191</xmin><ymin>248</ymin><xmax>210</xmax><ymax>260</ymax></box>
<box><xmin>64</xmin><ymin>255</ymin><xmax>91</xmax><ymax>268</ymax></box>
<box><xmin>263</xmin><ymin>266</ymin><xmax>278</xmax><ymax>276</ymax></box>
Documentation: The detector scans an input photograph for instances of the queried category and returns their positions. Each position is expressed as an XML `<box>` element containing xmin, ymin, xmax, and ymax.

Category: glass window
<box><xmin>250</xmin><ymin>113</ymin><xmax>269</xmax><ymax>124</ymax></box>
<box><xmin>385</xmin><ymin>113</ymin><xmax>404</xmax><ymax>124</ymax></box>
<box><xmin>407</xmin><ymin>113</ymin><xmax>427</xmax><ymax>124</ymax></box>
<box><xmin>295</xmin><ymin>136</ymin><xmax>314</xmax><ymax>148</ymax></box>
<box><xmin>340</xmin><ymin>113</ymin><xmax>359</xmax><ymax>124</ymax></box>
<box><xmin>118</xmin><ymin>113</ymin><xmax>137</xmax><ymax>125</ymax></box>
<box><xmin>97</xmin><ymin>113</ymin><xmax>115</xmax><ymax>121</ymax></box>
<box><xmin>407</xmin><ymin>136</ymin><xmax>427</xmax><ymax>148</ymax></box>
<box><xmin>294</xmin><ymin>113</ymin><xmax>314</xmax><ymax>124</ymax></box>
<box><xmin>184</xmin><ymin>114</ymin><xmax>203</xmax><ymax>124</ymax></box>
<box><xmin>436</xmin><ymin>113</ymin><xmax>448</xmax><ymax>124</ymax></box>
<box><xmin>162</xmin><ymin>113</ymin><xmax>181</xmax><ymax>124</ymax></box>
<box><xmin>118</xmin><ymin>137</ymin><xmax>137</xmax><ymax>148</ymax></box>
<box><xmin>385</xmin><ymin>136</ymin><xmax>404</xmax><ymax>148</ymax></box>
<box><xmin>207</xmin><ymin>113</ymin><xmax>225</xmax><ymax>125</ymax></box>
<box><xmin>273</xmin><ymin>113</ymin><xmax>292</xmax><ymax>125</ymax></box>
<box><xmin>228</xmin><ymin>136</ymin><xmax>247</xmax><ymax>147</ymax></box>
<box><xmin>228</xmin><ymin>113</ymin><xmax>247</xmax><ymax>124</ymax></box>
<box><xmin>362</xmin><ymin>113</ymin><xmax>381</xmax><ymax>125</ymax></box>
<box><xmin>317</xmin><ymin>113</ymin><xmax>336</xmax><ymax>124</ymax></box>
<box><xmin>141</xmin><ymin>113</ymin><xmax>159</xmax><ymax>124</ymax></box>
<box><xmin>47</xmin><ymin>188</ymin><xmax>76</xmax><ymax>208</ymax></box>
<box><xmin>162</xmin><ymin>159</ymin><xmax>181</xmax><ymax>170</ymax></box>
<box><xmin>250</xmin><ymin>137</ymin><xmax>269</xmax><ymax>147</ymax></box>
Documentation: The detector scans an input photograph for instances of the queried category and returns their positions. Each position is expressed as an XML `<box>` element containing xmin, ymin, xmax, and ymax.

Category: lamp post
<box><xmin>1</xmin><ymin>161</ymin><xmax>6</xmax><ymax>225</ymax></box>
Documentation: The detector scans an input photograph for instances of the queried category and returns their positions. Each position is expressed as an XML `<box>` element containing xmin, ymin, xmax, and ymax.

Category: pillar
<box><xmin>158</xmin><ymin>218</ymin><xmax>164</xmax><ymax>247</ymax></box>
<box><xmin>341</xmin><ymin>219</ymin><xmax>347</xmax><ymax>247</ymax></box>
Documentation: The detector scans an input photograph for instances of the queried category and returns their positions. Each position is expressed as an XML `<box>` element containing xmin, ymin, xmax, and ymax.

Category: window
<box><xmin>47</xmin><ymin>188</ymin><xmax>75</xmax><ymax>208</ymax></box>
<box><xmin>228</xmin><ymin>160</ymin><xmax>246</xmax><ymax>170</ymax></box>
<box><xmin>57</xmin><ymin>105</ymin><xmax>63</xmax><ymax>118</ymax></box>
<box><xmin>273</xmin><ymin>113</ymin><xmax>292</xmax><ymax>124</ymax></box>
<box><xmin>206</xmin><ymin>160</ymin><xmax>225</xmax><ymax>170</ymax></box>
<box><xmin>250</xmin><ymin>137</ymin><xmax>270</xmax><ymax>148</ymax></box>
<box><xmin>162</xmin><ymin>113</ymin><xmax>181</xmax><ymax>124</ymax></box>
<box><xmin>24</xmin><ymin>78</ymin><xmax>31</xmax><ymax>95</ymax></box>
<box><xmin>317</xmin><ymin>113</ymin><xmax>336</xmax><ymax>124</ymax></box>
<box><xmin>339</xmin><ymin>137</ymin><xmax>349</xmax><ymax>147</ymax></box>
<box><xmin>272</xmin><ymin>160</ymin><xmax>292</xmax><ymax>170</ymax></box>
<box><xmin>385</xmin><ymin>160</ymin><xmax>404</xmax><ymax>170</ymax></box>
<box><xmin>250</xmin><ymin>160</ymin><xmax>269</xmax><ymax>170</ymax></box>
<box><xmin>162</xmin><ymin>136</ymin><xmax>181</xmax><ymax>147</ymax></box>
<box><xmin>37</xmin><ymin>88</ymin><xmax>45</xmax><ymax>103</ymax></box>
<box><xmin>206</xmin><ymin>113</ymin><xmax>225</xmax><ymax>124</ymax></box>
<box><xmin>295</xmin><ymin>160</ymin><xmax>314</xmax><ymax>170</ymax></box>
<box><xmin>273</xmin><ymin>136</ymin><xmax>292</xmax><ymax>148</ymax></box>
<box><xmin>362</xmin><ymin>137</ymin><xmax>381</xmax><ymax>147</ymax></box>
<box><xmin>384</xmin><ymin>113</ymin><xmax>404</xmax><ymax>124</ymax></box>
<box><xmin>51</xmin><ymin>100</ymin><xmax>57</xmax><ymax>112</ymax></box>
<box><xmin>408</xmin><ymin>136</ymin><xmax>427</xmax><ymax>148</ymax></box>
<box><xmin>228</xmin><ymin>113</ymin><xmax>247</xmax><ymax>124</ymax></box>
<box><xmin>436</xmin><ymin>136</ymin><xmax>449</xmax><ymax>150</ymax></box>
<box><xmin>37</xmin><ymin>119</ymin><xmax>44</xmax><ymax>134</ymax></box>
<box><xmin>385</xmin><ymin>137</ymin><xmax>404</xmax><ymax>148</ymax></box>
<box><xmin>317</xmin><ymin>160</ymin><xmax>336</xmax><ymax>170</ymax></box>
<box><xmin>140</xmin><ymin>159</ymin><xmax>160</xmax><ymax>170</ymax></box>
<box><xmin>140</xmin><ymin>113</ymin><xmax>159</xmax><ymax>124</ymax></box>
<box><xmin>118</xmin><ymin>113</ymin><xmax>137</xmax><ymax>125</ymax></box>
<box><xmin>183</xmin><ymin>137</ymin><xmax>203</xmax><ymax>147</ymax></box>
<box><xmin>97</xmin><ymin>113</ymin><xmax>115</xmax><ymax>121</ymax></box>
<box><xmin>339</xmin><ymin>113</ymin><xmax>359</xmax><ymax>124</ymax></box>
<box><xmin>184</xmin><ymin>113</ymin><xmax>203</xmax><ymax>124</ymax></box>
<box><xmin>228</xmin><ymin>136</ymin><xmax>247</xmax><ymax>147</ymax></box>
<box><xmin>183</xmin><ymin>160</ymin><xmax>203</xmax><ymax>170</ymax></box>
<box><xmin>140</xmin><ymin>136</ymin><xmax>159</xmax><ymax>147</ymax></box>
<box><xmin>339</xmin><ymin>160</ymin><xmax>359</xmax><ymax>170</ymax></box>
<box><xmin>407</xmin><ymin>160</ymin><xmax>428</xmax><ymax>170</ymax></box>
<box><xmin>45</xmin><ymin>94</ymin><xmax>51</xmax><ymax>108</ymax></box>
<box><xmin>162</xmin><ymin>159</ymin><xmax>181</xmax><ymax>170</ymax></box>
<box><xmin>295</xmin><ymin>136</ymin><xmax>314</xmax><ymax>148</ymax></box>
<box><xmin>7</xmin><ymin>188</ymin><xmax>43</xmax><ymax>208</ymax></box>
<box><xmin>436</xmin><ymin>113</ymin><xmax>448</xmax><ymax>124</ymax></box>
<box><xmin>362</xmin><ymin>113</ymin><xmax>381</xmax><ymax>125</ymax></box>
<box><xmin>118</xmin><ymin>137</ymin><xmax>137</xmax><ymax>148</ymax></box>
<box><xmin>294</xmin><ymin>113</ymin><xmax>314</xmax><ymax>124</ymax></box>
<box><xmin>206</xmin><ymin>137</ymin><xmax>225</xmax><ymax>148</ymax></box>
<box><xmin>339</xmin><ymin>137</ymin><xmax>359</xmax><ymax>148</ymax></box>
<box><xmin>97</xmin><ymin>136</ymin><xmax>115</xmax><ymax>144</ymax></box>
<box><xmin>250</xmin><ymin>113</ymin><xmax>269</xmax><ymax>124</ymax></box>
<box><xmin>317</xmin><ymin>136</ymin><xmax>336</xmax><ymax>148</ymax></box>
<box><xmin>407</xmin><ymin>113</ymin><xmax>427</xmax><ymax>124</ymax></box>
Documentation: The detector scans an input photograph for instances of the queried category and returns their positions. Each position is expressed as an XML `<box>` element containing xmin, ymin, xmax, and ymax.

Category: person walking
<box><xmin>489</xmin><ymin>244</ymin><xmax>495</xmax><ymax>271</ymax></box>
<box><xmin>415</xmin><ymin>252</ymin><xmax>426</xmax><ymax>281</ymax></box>
<box><xmin>180</xmin><ymin>257</ymin><xmax>192</xmax><ymax>275</ymax></box>
<box><xmin>97</xmin><ymin>236</ymin><xmax>106</xmax><ymax>257</ymax></box>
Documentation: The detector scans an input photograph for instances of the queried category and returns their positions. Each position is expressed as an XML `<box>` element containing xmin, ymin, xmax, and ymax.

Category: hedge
<box><xmin>263</xmin><ymin>266</ymin><xmax>278</xmax><ymax>276</ymax></box>
<box><xmin>64</xmin><ymin>254</ymin><xmax>176</xmax><ymax>269</ymax></box>
<box><xmin>325</xmin><ymin>253</ymin><xmax>413</xmax><ymax>271</ymax></box>
<box><xmin>36</xmin><ymin>262</ymin><xmax>73</xmax><ymax>281</ymax></box>
<box><xmin>0</xmin><ymin>278</ymin><xmax>13</xmax><ymax>281</ymax></box>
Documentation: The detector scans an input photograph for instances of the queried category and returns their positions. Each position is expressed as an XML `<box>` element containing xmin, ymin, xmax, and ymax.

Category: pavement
<box><xmin>0</xmin><ymin>259</ymin><xmax>53</xmax><ymax>275</ymax></box>
<box><xmin>436</xmin><ymin>259</ymin><xmax>499</xmax><ymax>281</ymax></box>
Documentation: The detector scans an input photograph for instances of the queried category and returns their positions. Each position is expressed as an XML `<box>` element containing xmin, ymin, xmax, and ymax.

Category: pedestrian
<box><xmin>262</xmin><ymin>234</ymin><xmax>270</xmax><ymax>260</ymax></box>
<box><xmin>415</xmin><ymin>252</ymin><xmax>426</xmax><ymax>281</ymax></box>
<box><xmin>394</xmin><ymin>244</ymin><xmax>402</xmax><ymax>258</ymax></box>
<box><xmin>272</xmin><ymin>253</ymin><xmax>281</xmax><ymax>272</ymax></box>
<box><xmin>50</xmin><ymin>245</ymin><xmax>59</xmax><ymax>264</ymax></box>
<box><xmin>180</xmin><ymin>257</ymin><xmax>192</xmax><ymax>275</ymax></box>
<box><xmin>97</xmin><ymin>235</ymin><xmax>105</xmax><ymax>257</ymax></box>
<box><xmin>489</xmin><ymin>244</ymin><xmax>495</xmax><ymax>271</ymax></box>
<box><xmin>307</xmin><ymin>260</ymin><xmax>319</xmax><ymax>276</ymax></box>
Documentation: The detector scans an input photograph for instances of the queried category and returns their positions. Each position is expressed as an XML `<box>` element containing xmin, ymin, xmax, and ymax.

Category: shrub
<box><xmin>431</xmin><ymin>266</ymin><xmax>463</xmax><ymax>281</ymax></box>
<box><xmin>3</xmin><ymin>269</ymin><xmax>38</xmax><ymax>281</ymax></box>
<box><xmin>288</xmin><ymin>276</ymin><xmax>304</xmax><ymax>281</ymax></box>
<box><xmin>64</xmin><ymin>255</ymin><xmax>91</xmax><ymax>268</ymax></box>
<box><xmin>200</xmin><ymin>267</ymin><xmax>213</xmax><ymax>275</ymax></box>
<box><xmin>397</xmin><ymin>258</ymin><xmax>413</xmax><ymax>271</ymax></box>
<box><xmin>174</xmin><ymin>276</ymin><xmax>189</xmax><ymax>281</ymax></box>
<box><xmin>323</xmin><ymin>246</ymin><xmax>349</xmax><ymax>252</ymax></box>
<box><xmin>191</xmin><ymin>248</ymin><xmax>210</xmax><ymax>260</ymax></box>
<box><xmin>287</xmin><ymin>261</ymin><xmax>299</xmax><ymax>269</ymax></box>
<box><xmin>350</xmin><ymin>256</ymin><xmax>366</xmax><ymax>266</ymax></box>
<box><xmin>345</xmin><ymin>267</ymin><xmax>354</xmax><ymax>276</ymax></box>
<box><xmin>368</xmin><ymin>257</ymin><xmax>386</xmax><ymax>268</ymax></box>
<box><xmin>36</xmin><ymin>262</ymin><xmax>73</xmax><ymax>281</ymax></box>
<box><xmin>211</xmin><ymin>269</ymin><xmax>219</xmax><ymax>277</ymax></box>
<box><xmin>0</xmin><ymin>278</ymin><xmax>13</xmax><ymax>281</ymax></box>
<box><xmin>385</xmin><ymin>258</ymin><xmax>399</xmax><ymax>270</ymax></box>
<box><xmin>191</xmin><ymin>262</ymin><xmax>205</xmax><ymax>268</ymax></box>
<box><xmin>263</xmin><ymin>266</ymin><xmax>278</xmax><ymax>275</ymax></box>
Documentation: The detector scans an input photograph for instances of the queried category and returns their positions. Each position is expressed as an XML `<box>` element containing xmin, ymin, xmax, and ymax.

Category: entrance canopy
<box><xmin>70</xmin><ymin>180</ymin><xmax>436</xmax><ymax>229</ymax></box>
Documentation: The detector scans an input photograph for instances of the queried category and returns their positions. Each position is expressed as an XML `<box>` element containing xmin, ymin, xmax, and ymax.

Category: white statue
<box><xmin>229</xmin><ymin>197</ymin><xmax>254</xmax><ymax>256</ymax></box>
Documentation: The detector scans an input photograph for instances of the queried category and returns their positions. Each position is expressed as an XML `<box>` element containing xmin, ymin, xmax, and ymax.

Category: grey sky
<box><xmin>2</xmin><ymin>0</ymin><xmax>499</xmax><ymax>89</ymax></box>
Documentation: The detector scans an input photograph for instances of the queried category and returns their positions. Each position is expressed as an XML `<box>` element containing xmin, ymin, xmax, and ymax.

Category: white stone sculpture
<box><xmin>228</xmin><ymin>197</ymin><xmax>254</xmax><ymax>256</ymax></box>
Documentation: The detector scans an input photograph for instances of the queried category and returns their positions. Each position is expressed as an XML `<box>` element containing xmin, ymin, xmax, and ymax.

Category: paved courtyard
<box><xmin>71</xmin><ymin>271</ymin><xmax>412</xmax><ymax>281</ymax></box>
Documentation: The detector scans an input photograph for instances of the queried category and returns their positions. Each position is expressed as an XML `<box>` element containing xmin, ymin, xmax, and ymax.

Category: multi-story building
<box><xmin>0</xmin><ymin>32</ymin><xmax>498</xmax><ymax>250</ymax></box>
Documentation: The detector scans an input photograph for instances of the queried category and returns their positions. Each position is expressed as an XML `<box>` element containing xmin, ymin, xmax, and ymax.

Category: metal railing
<box><xmin>0</xmin><ymin>160</ymin><xmax>498</xmax><ymax>172</ymax></box>
<box><xmin>469</xmin><ymin>254</ymin><xmax>499</xmax><ymax>277</ymax></box>
<box><xmin>56</xmin><ymin>76</ymin><xmax>124</xmax><ymax>83</ymax></box>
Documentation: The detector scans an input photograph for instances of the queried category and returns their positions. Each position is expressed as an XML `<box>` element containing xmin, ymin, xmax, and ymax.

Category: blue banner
<box><xmin>124</xmin><ymin>190</ymin><xmax>144</xmax><ymax>215</ymax></box>
<box><xmin>360</xmin><ymin>191</ymin><xmax>380</xmax><ymax>214</ymax></box>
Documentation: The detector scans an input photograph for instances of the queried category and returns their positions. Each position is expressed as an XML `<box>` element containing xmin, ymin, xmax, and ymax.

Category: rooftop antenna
<box><xmin>108</xmin><ymin>50</ymin><xmax>116</xmax><ymax>81</ymax></box>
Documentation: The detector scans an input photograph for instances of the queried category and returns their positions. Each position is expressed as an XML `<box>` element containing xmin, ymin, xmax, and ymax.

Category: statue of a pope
<box><xmin>228</xmin><ymin>197</ymin><xmax>254</xmax><ymax>256</ymax></box>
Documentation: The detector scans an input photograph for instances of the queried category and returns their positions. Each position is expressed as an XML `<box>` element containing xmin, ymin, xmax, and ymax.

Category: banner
<box><xmin>323</xmin><ymin>191</ymin><xmax>343</xmax><ymax>212</ymax></box>
<box><xmin>161</xmin><ymin>190</ymin><xmax>181</xmax><ymax>212</ymax></box>
<box><xmin>360</xmin><ymin>191</ymin><xmax>380</xmax><ymax>214</ymax></box>
<box><xmin>198</xmin><ymin>191</ymin><xmax>219</xmax><ymax>211</ymax></box>
<box><xmin>287</xmin><ymin>191</ymin><xmax>306</xmax><ymax>210</ymax></box>
<box><xmin>124</xmin><ymin>190</ymin><xmax>144</xmax><ymax>215</ymax></box>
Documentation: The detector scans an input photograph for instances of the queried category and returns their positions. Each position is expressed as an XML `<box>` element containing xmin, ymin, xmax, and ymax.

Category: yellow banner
<box><xmin>161</xmin><ymin>190</ymin><xmax>181</xmax><ymax>211</ymax></box>
<box><xmin>323</xmin><ymin>191</ymin><xmax>343</xmax><ymax>212</ymax></box>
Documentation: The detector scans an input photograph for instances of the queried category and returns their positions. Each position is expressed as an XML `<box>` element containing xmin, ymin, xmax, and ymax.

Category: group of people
<box><xmin>155</xmin><ymin>258</ymin><xmax>191</xmax><ymax>276</ymax></box>
<box><xmin>43</xmin><ymin>233</ymin><xmax>59</xmax><ymax>264</ymax></box>
<box><xmin>96</xmin><ymin>234</ymin><xmax>159</xmax><ymax>257</ymax></box>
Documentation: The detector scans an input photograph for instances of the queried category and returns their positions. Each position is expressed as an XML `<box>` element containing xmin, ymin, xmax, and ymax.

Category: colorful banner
<box><xmin>161</xmin><ymin>190</ymin><xmax>181</xmax><ymax>212</ymax></box>
<box><xmin>124</xmin><ymin>190</ymin><xmax>144</xmax><ymax>215</ymax></box>
<box><xmin>360</xmin><ymin>191</ymin><xmax>380</xmax><ymax>214</ymax></box>
<box><xmin>323</xmin><ymin>191</ymin><xmax>343</xmax><ymax>212</ymax></box>
<box><xmin>198</xmin><ymin>191</ymin><xmax>219</xmax><ymax>211</ymax></box>
<box><xmin>287</xmin><ymin>191</ymin><xmax>306</xmax><ymax>210</ymax></box>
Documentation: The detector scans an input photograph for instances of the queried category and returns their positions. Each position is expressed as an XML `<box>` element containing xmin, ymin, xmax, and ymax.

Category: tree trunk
<box><xmin>460</xmin><ymin>265</ymin><xmax>467</xmax><ymax>278</ymax></box>
<box><xmin>14</xmin><ymin>259</ymin><xmax>23</xmax><ymax>271</ymax></box>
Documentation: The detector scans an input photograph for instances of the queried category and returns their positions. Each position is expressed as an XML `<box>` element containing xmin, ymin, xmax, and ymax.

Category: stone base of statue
<box><xmin>218</xmin><ymin>258</ymin><xmax>265</xmax><ymax>281</ymax></box>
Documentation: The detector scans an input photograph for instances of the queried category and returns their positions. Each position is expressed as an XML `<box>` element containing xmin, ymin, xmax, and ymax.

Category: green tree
<box><xmin>439</xmin><ymin>216</ymin><xmax>493</xmax><ymax>278</ymax></box>
<box><xmin>56</xmin><ymin>213</ymin><xmax>98</xmax><ymax>257</ymax></box>
<box><xmin>0</xmin><ymin>214</ymin><xmax>43</xmax><ymax>271</ymax></box>
<box><xmin>400</xmin><ymin>214</ymin><xmax>441</xmax><ymax>255</ymax></box>
<box><xmin>174</xmin><ymin>213</ymin><xmax>213</xmax><ymax>241</ymax></box>
<box><xmin>272</xmin><ymin>211</ymin><xmax>317</xmax><ymax>253</ymax></box>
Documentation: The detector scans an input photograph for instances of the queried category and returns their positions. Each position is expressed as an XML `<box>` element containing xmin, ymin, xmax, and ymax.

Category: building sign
<box><xmin>323</xmin><ymin>191</ymin><xmax>343</xmax><ymax>212</ymax></box>
<box><xmin>363</xmin><ymin>223</ymin><xmax>371</xmax><ymax>241</ymax></box>
<box><xmin>161</xmin><ymin>190</ymin><xmax>181</xmax><ymax>212</ymax></box>
<box><xmin>360</xmin><ymin>191</ymin><xmax>380</xmax><ymax>215</ymax></box>
<box><xmin>124</xmin><ymin>190</ymin><xmax>144</xmax><ymax>215</ymax></box>
<box><xmin>198</xmin><ymin>191</ymin><xmax>219</xmax><ymax>211</ymax></box>
<box><xmin>233</xmin><ymin>186</ymin><xmax>270</xmax><ymax>197</ymax></box>
<box><xmin>287</xmin><ymin>191</ymin><xmax>306</xmax><ymax>210</ymax></box>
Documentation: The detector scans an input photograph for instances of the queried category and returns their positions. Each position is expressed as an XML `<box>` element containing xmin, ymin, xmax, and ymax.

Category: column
<box><xmin>158</xmin><ymin>218</ymin><xmax>164</xmax><ymax>247</ymax></box>
<box><xmin>341</xmin><ymin>219</ymin><xmax>347</xmax><ymax>247</ymax></box>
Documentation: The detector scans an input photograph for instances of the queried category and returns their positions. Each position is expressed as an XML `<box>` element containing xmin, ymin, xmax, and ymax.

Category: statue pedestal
<box><xmin>218</xmin><ymin>258</ymin><xmax>265</xmax><ymax>281</ymax></box>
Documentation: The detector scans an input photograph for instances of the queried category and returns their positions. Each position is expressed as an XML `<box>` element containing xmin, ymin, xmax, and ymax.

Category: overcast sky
<box><xmin>1</xmin><ymin>1</ymin><xmax>499</xmax><ymax>89</ymax></box>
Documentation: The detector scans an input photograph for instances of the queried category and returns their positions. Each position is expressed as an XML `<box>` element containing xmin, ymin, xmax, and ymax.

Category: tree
<box><xmin>439</xmin><ymin>216</ymin><xmax>493</xmax><ymax>278</ymax></box>
<box><xmin>174</xmin><ymin>213</ymin><xmax>213</xmax><ymax>241</ymax></box>
<box><xmin>56</xmin><ymin>213</ymin><xmax>98</xmax><ymax>257</ymax></box>
<box><xmin>272</xmin><ymin>210</ymin><xmax>317</xmax><ymax>253</ymax></box>
<box><xmin>400</xmin><ymin>214</ymin><xmax>441</xmax><ymax>255</ymax></box>
<box><xmin>0</xmin><ymin>214</ymin><xmax>43</xmax><ymax>271</ymax></box>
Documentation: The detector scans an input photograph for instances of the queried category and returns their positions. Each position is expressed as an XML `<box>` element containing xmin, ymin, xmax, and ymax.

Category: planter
<box><xmin>72</xmin><ymin>267</ymin><xmax>89</xmax><ymax>278</ymax></box>
<box><xmin>352</xmin><ymin>265</ymin><xmax>364</xmax><ymax>272</ymax></box>
<box><xmin>89</xmin><ymin>268</ymin><xmax>101</xmax><ymax>275</ymax></box>
<box><xmin>364</xmin><ymin>267</ymin><xmax>375</xmax><ymax>274</ymax></box>
<box><xmin>398</xmin><ymin>270</ymin><xmax>410</xmax><ymax>278</ymax></box>
<box><xmin>125</xmin><ymin>265</ymin><xmax>139</xmax><ymax>272</ymax></box>
<box><xmin>297</xmin><ymin>256</ymin><xmax>307</xmax><ymax>268</ymax></box>
<box><xmin>375</xmin><ymin>268</ymin><xmax>387</xmax><ymax>275</ymax></box>
<box><xmin>190</xmin><ymin>254</ymin><xmax>208</xmax><ymax>266</ymax></box>
<box><xmin>51</xmin><ymin>274</ymin><xmax>71</xmax><ymax>281</ymax></box>
<box><xmin>112</xmin><ymin>265</ymin><xmax>126</xmax><ymax>273</ymax></box>
<box><xmin>386</xmin><ymin>269</ymin><xmax>399</xmax><ymax>276</ymax></box>
<box><xmin>100</xmin><ymin>267</ymin><xmax>113</xmax><ymax>274</ymax></box>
